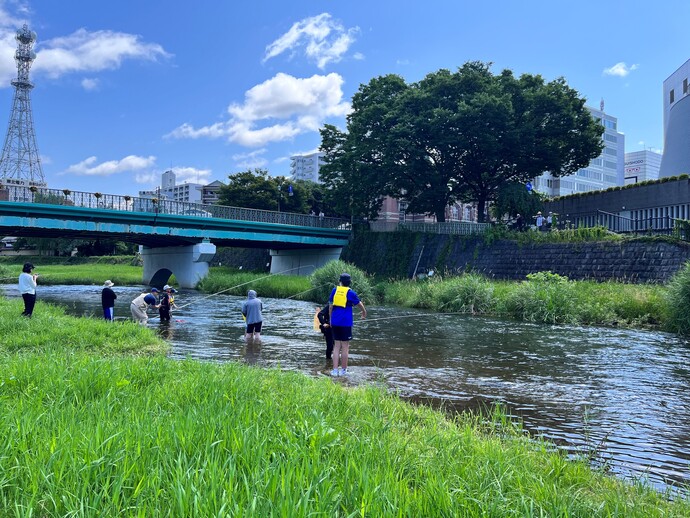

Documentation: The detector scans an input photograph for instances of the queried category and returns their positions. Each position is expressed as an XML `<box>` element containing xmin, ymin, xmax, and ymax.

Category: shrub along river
<box><xmin>4</xmin><ymin>284</ymin><xmax>690</xmax><ymax>492</ymax></box>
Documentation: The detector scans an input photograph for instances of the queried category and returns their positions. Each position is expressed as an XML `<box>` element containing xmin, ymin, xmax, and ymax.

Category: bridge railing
<box><xmin>0</xmin><ymin>184</ymin><xmax>349</xmax><ymax>230</ymax></box>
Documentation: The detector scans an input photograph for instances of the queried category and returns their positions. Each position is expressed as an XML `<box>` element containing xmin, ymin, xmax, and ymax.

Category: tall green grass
<box><xmin>0</xmin><ymin>263</ymin><xmax>145</xmax><ymax>286</ymax></box>
<box><xmin>308</xmin><ymin>260</ymin><xmax>377</xmax><ymax>305</ymax></box>
<box><xmin>665</xmin><ymin>262</ymin><xmax>690</xmax><ymax>334</ymax></box>
<box><xmin>197</xmin><ymin>267</ymin><xmax>311</xmax><ymax>299</ymax></box>
<box><xmin>1</xmin><ymin>352</ymin><xmax>687</xmax><ymax>516</ymax></box>
<box><xmin>381</xmin><ymin>271</ymin><xmax>668</xmax><ymax>329</ymax></box>
<box><xmin>0</xmin><ymin>297</ymin><xmax>166</xmax><ymax>355</ymax></box>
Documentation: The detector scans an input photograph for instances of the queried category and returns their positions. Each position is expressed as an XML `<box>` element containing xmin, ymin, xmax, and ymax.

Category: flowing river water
<box><xmin>4</xmin><ymin>284</ymin><xmax>690</xmax><ymax>493</ymax></box>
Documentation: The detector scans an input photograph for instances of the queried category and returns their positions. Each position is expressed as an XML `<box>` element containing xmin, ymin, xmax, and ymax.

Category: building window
<box><xmin>604</xmin><ymin>133</ymin><xmax>618</xmax><ymax>143</ymax></box>
<box><xmin>670</xmin><ymin>89</ymin><xmax>675</xmax><ymax>103</ymax></box>
<box><xmin>684</xmin><ymin>79</ymin><xmax>688</xmax><ymax>95</ymax></box>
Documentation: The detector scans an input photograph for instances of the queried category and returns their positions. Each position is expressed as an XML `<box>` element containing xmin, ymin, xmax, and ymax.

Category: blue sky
<box><xmin>0</xmin><ymin>0</ymin><xmax>687</xmax><ymax>196</ymax></box>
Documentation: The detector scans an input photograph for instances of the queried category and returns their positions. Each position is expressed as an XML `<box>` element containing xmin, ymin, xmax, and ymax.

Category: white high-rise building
<box><xmin>663</xmin><ymin>59</ymin><xmax>690</xmax><ymax>135</ymax></box>
<box><xmin>624</xmin><ymin>150</ymin><xmax>662</xmax><ymax>184</ymax></box>
<box><xmin>290</xmin><ymin>152</ymin><xmax>325</xmax><ymax>183</ymax></box>
<box><xmin>533</xmin><ymin>105</ymin><xmax>624</xmax><ymax>196</ymax></box>
<box><xmin>659</xmin><ymin>59</ymin><xmax>690</xmax><ymax>178</ymax></box>
<box><xmin>139</xmin><ymin>170</ymin><xmax>203</xmax><ymax>204</ymax></box>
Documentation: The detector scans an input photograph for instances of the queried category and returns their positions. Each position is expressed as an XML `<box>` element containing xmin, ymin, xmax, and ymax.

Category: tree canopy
<box><xmin>319</xmin><ymin>62</ymin><xmax>604</xmax><ymax>222</ymax></box>
<box><xmin>217</xmin><ymin>169</ymin><xmax>325</xmax><ymax>215</ymax></box>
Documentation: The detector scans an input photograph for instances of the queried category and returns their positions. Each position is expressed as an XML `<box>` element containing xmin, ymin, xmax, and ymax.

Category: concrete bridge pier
<box><xmin>142</xmin><ymin>242</ymin><xmax>217</xmax><ymax>289</ymax></box>
<box><xmin>269</xmin><ymin>247</ymin><xmax>342</xmax><ymax>275</ymax></box>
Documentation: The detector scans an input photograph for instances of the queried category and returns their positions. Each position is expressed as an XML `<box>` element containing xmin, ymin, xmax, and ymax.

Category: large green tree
<box><xmin>320</xmin><ymin>62</ymin><xmax>603</xmax><ymax>222</ymax></box>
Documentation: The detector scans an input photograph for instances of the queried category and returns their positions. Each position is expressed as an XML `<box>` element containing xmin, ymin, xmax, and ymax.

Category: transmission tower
<box><xmin>0</xmin><ymin>24</ymin><xmax>45</xmax><ymax>186</ymax></box>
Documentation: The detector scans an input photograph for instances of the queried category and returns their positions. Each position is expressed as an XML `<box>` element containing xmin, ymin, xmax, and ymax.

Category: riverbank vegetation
<box><xmin>1</xmin><ymin>296</ymin><xmax>688</xmax><ymax>515</ymax></box>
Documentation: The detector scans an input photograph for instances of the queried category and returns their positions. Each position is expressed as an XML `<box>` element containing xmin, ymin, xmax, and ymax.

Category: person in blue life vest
<box><xmin>242</xmin><ymin>289</ymin><xmax>263</xmax><ymax>342</ymax></box>
<box><xmin>328</xmin><ymin>272</ymin><xmax>367</xmax><ymax>376</ymax></box>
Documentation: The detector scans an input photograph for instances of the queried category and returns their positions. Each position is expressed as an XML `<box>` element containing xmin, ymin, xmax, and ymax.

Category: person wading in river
<box><xmin>242</xmin><ymin>289</ymin><xmax>263</xmax><ymax>342</ymax></box>
<box><xmin>329</xmin><ymin>272</ymin><xmax>366</xmax><ymax>376</ymax></box>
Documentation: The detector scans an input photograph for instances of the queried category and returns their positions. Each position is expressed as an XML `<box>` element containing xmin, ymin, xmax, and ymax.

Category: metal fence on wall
<box><xmin>560</xmin><ymin>210</ymin><xmax>688</xmax><ymax>239</ymax></box>
<box><xmin>0</xmin><ymin>184</ymin><xmax>349</xmax><ymax>230</ymax></box>
<box><xmin>369</xmin><ymin>220</ymin><xmax>490</xmax><ymax>235</ymax></box>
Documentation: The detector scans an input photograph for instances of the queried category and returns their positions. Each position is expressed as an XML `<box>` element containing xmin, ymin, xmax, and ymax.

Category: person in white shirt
<box><xmin>18</xmin><ymin>262</ymin><xmax>38</xmax><ymax>317</ymax></box>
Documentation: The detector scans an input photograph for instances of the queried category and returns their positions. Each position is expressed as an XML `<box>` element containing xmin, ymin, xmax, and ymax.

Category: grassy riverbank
<box><xmin>1</xmin><ymin>297</ymin><xmax>688</xmax><ymax>515</ymax></box>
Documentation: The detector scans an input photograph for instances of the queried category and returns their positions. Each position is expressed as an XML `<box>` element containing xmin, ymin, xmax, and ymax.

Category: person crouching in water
<box><xmin>242</xmin><ymin>289</ymin><xmax>263</xmax><ymax>341</ymax></box>
<box><xmin>329</xmin><ymin>272</ymin><xmax>366</xmax><ymax>376</ymax></box>
<box><xmin>159</xmin><ymin>284</ymin><xmax>176</xmax><ymax>322</ymax></box>
<box><xmin>130</xmin><ymin>288</ymin><xmax>159</xmax><ymax>325</ymax></box>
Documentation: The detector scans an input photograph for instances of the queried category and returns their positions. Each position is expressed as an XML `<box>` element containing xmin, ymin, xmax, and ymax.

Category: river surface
<box><xmin>4</xmin><ymin>284</ymin><xmax>690</xmax><ymax>493</ymax></box>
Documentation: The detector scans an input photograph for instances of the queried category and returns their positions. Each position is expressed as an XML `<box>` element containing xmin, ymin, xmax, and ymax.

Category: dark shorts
<box><xmin>246</xmin><ymin>321</ymin><xmax>262</xmax><ymax>333</ymax></box>
<box><xmin>332</xmin><ymin>326</ymin><xmax>352</xmax><ymax>341</ymax></box>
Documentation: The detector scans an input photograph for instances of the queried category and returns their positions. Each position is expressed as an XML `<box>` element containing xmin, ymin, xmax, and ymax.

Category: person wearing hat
<box><xmin>101</xmin><ymin>280</ymin><xmax>117</xmax><ymax>321</ymax></box>
<box><xmin>130</xmin><ymin>287</ymin><xmax>159</xmax><ymax>325</ymax></box>
<box><xmin>328</xmin><ymin>272</ymin><xmax>367</xmax><ymax>376</ymax></box>
<box><xmin>242</xmin><ymin>289</ymin><xmax>263</xmax><ymax>341</ymax></box>
<box><xmin>159</xmin><ymin>284</ymin><xmax>176</xmax><ymax>322</ymax></box>
<box><xmin>18</xmin><ymin>262</ymin><xmax>38</xmax><ymax>317</ymax></box>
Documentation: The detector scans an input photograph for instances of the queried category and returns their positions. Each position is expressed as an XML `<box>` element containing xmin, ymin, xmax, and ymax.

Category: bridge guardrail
<box><xmin>0</xmin><ymin>184</ymin><xmax>349</xmax><ymax>230</ymax></box>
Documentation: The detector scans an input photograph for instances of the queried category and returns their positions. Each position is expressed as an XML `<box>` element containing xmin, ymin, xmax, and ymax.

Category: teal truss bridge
<box><xmin>0</xmin><ymin>183</ymin><xmax>350</xmax><ymax>288</ymax></box>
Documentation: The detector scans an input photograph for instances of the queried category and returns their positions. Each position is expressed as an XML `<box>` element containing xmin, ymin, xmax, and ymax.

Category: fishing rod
<box><xmin>173</xmin><ymin>265</ymin><xmax>315</xmax><ymax>310</ymax></box>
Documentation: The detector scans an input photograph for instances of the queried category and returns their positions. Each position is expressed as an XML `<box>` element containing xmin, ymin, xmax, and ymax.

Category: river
<box><xmin>3</xmin><ymin>283</ymin><xmax>690</xmax><ymax>492</ymax></box>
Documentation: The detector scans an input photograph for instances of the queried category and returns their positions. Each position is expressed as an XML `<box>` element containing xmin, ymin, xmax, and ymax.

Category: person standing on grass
<box><xmin>130</xmin><ymin>288</ymin><xmax>159</xmax><ymax>325</ymax></box>
<box><xmin>18</xmin><ymin>262</ymin><xmax>38</xmax><ymax>317</ymax></box>
<box><xmin>242</xmin><ymin>289</ymin><xmax>263</xmax><ymax>341</ymax></box>
<box><xmin>329</xmin><ymin>272</ymin><xmax>367</xmax><ymax>377</ymax></box>
<box><xmin>101</xmin><ymin>280</ymin><xmax>117</xmax><ymax>321</ymax></box>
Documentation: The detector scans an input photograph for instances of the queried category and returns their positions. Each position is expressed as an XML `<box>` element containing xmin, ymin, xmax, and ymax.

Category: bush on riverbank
<box><xmin>665</xmin><ymin>262</ymin><xmax>690</xmax><ymax>335</ymax></box>
<box><xmin>309</xmin><ymin>260</ymin><xmax>377</xmax><ymax>305</ymax></box>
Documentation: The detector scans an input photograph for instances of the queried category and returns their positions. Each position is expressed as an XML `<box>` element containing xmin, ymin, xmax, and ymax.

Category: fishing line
<box><xmin>174</xmin><ymin>265</ymin><xmax>315</xmax><ymax>310</ymax></box>
<box><xmin>285</xmin><ymin>283</ymin><xmax>332</xmax><ymax>300</ymax></box>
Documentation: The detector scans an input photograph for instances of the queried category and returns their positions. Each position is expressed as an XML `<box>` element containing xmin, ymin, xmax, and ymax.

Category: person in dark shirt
<box><xmin>317</xmin><ymin>304</ymin><xmax>334</xmax><ymax>360</ymax></box>
<box><xmin>159</xmin><ymin>284</ymin><xmax>176</xmax><ymax>322</ymax></box>
<box><xmin>101</xmin><ymin>280</ymin><xmax>117</xmax><ymax>321</ymax></box>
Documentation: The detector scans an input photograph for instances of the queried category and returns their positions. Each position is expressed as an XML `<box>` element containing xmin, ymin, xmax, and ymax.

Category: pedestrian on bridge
<box><xmin>101</xmin><ymin>280</ymin><xmax>117</xmax><ymax>321</ymax></box>
<box><xmin>130</xmin><ymin>288</ymin><xmax>159</xmax><ymax>325</ymax></box>
<box><xmin>19</xmin><ymin>262</ymin><xmax>38</xmax><ymax>317</ymax></box>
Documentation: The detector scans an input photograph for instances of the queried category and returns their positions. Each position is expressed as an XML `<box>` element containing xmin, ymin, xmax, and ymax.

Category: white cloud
<box><xmin>81</xmin><ymin>77</ymin><xmax>99</xmax><ymax>91</ymax></box>
<box><xmin>396</xmin><ymin>59</ymin><xmax>410</xmax><ymax>66</ymax></box>
<box><xmin>603</xmin><ymin>62</ymin><xmax>639</xmax><ymax>77</ymax></box>
<box><xmin>171</xmin><ymin>166</ymin><xmax>212</xmax><ymax>184</ymax></box>
<box><xmin>232</xmin><ymin>149</ymin><xmax>269</xmax><ymax>169</ymax></box>
<box><xmin>63</xmin><ymin>154</ymin><xmax>156</xmax><ymax>176</ymax></box>
<box><xmin>33</xmin><ymin>29</ymin><xmax>170</xmax><ymax>79</ymax></box>
<box><xmin>135</xmin><ymin>172</ymin><xmax>157</xmax><ymax>184</ymax></box>
<box><xmin>167</xmin><ymin>72</ymin><xmax>351</xmax><ymax>147</ymax></box>
<box><xmin>0</xmin><ymin>22</ymin><xmax>170</xmax><ymax>87</ymax></box>
<box><xmin>263</xmin><ymin>13</ymin><xmax>359</xmax><ymax>69</ymax></box>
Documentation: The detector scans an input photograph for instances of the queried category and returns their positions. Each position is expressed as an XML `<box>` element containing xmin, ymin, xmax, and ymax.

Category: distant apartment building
<box><xmin>290</xmin><ymin>152</ymin><xmax>324</xmax><ymax>183</ymax></box>
<box><xmin>659</xmin><ymin>59</ymin><xmax>690</xmax><ymax>178</ymax></box>
<box><xmin>624</xmin><ymin>150</ymin><xmax>662</xmax><ymax>184</ymax></box>
<box><xmin>376</xmin><ymin>196</ymin><xmax>478</xmax><ymax>224</ymax></box>
<box><xmin>532</xmin><ymin>105</ymin><xmax>625</xmax><ymax>196</ymax></box>
<box><xmin>201</xmin><ymin>180</ymin><xmax>224</xmax><ymax>205</ymax></box>
<box><xmin>138</xmin><ymin>170</ymin><xmax>203</xmax><ymax>204</ymax></box>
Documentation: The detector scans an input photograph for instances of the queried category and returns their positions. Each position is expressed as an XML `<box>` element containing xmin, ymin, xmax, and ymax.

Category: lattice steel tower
<box><xmin>0</xmin><ymin>24</ymin><xmax>44</xmax><ymax>185</ymax></box>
